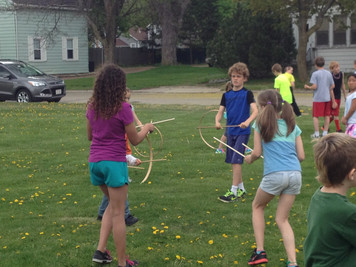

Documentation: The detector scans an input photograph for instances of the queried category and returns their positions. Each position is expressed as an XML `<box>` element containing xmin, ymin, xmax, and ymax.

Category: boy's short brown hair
<box><xmin>228</xmin><ymin>62</ymin><xmax>250</xmax><ymax>79</ymax></box>
<box><xmin>314</xmin><ymin>56</ymin><xmax>325</xmax><ymax>67</ymax></box>
<box><xmin>314</xmin><ymin>133</ymin><xmax>356</xmax><ymax>186</ymax></box>
<box><xmin>271</xmin><ymin>63</ymin><xmax>282</xmax><ymax>73</ymax></box>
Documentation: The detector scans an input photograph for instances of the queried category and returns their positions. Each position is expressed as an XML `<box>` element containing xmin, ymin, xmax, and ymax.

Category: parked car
<box><xmin>0</xmin><ymin>60</ymin><xmax>66</xmax><ymax>102</ymax></box>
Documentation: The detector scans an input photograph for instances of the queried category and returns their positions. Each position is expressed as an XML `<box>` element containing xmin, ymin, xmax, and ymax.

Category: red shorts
<box><xmin>331</xmin><ymin>99</ymin><xmax>341</xmax><ymax>116</ymax></box>
<box><xmin>313</xmin><ymin>101</ymin><xmax>331</xmax><ymax>117</ymax></box>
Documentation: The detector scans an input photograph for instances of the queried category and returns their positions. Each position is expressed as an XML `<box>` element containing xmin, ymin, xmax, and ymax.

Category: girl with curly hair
<box><xmin>87</xmin><ymin>64</ymin><xmax>154</xmax><ymax>267</ymax></box>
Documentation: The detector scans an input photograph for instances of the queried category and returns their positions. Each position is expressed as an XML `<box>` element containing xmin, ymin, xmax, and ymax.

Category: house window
<box><xmin>351</xmin><ymin>14</ymin><xmax>356</xmax><ymax>45</ymax></box>
<box><xmin>28</xmin><ymin>37</ymin><xmax>47</xmax><ymax>62</ymax></box>
<box><xmin>333</xmin><ymin>16</ymin><xmax>347</xmax><ymax>45</ymax></box>
<box><xmin>130</xmin><ymin>43</ymin><xmax>137</xmax><ymax>48</ymax></box>
<box><xmin>33</xmin><ymin>39</ymin><xmax>41</xmax><ymax>60</ymax></box>
<box><xmin>62</xmin><ymin>36</ymin><xmax>78</xmax><ymax>61</ymax></box>
<box><xmin>67</xmin><ymin>39</ymin><xmax>74</xmax><ymax>59</ymax></box>
<box><xmin>316</xmin><ymin>19</ymin><xmax>329</xmax><ymax>46</ymax></box>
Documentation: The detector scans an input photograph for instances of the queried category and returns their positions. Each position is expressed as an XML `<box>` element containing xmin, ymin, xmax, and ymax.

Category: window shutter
<box><xmin>73</xmin><ymin>37</ymin><xmax>79</xmax><ymax>60</ymax></box>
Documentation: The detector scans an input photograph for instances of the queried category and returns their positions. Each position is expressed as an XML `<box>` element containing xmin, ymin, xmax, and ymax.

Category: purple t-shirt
<box><xmin>86</xmin><ymin>102</ymin><xmax>133</xmax><ymax>162</ymax></box>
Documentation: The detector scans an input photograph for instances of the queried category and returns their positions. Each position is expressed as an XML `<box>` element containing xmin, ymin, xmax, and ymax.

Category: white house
<box><xmin>293</xmin><ymin>12</ymin><xmax>356</xmax><ymax>73</ymax></box>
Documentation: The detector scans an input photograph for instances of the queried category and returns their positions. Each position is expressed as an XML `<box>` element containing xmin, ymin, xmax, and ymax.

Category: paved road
<box><xmin>61</xmin><ymin>86</ymin><xmax>320</xmax><ymax>107</ymax></box>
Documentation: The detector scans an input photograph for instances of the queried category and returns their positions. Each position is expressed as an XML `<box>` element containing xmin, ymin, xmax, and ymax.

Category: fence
<box><xmin>89</xmin><ymin>47</ymin><xmax>206</xmax><ymax>71</ymax></box>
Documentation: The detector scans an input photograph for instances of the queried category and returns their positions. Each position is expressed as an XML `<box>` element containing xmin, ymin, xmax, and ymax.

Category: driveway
<box><xmin>61</xmin><ymin>86</ymin><xmax>317</xmax><ymax>107</ymax></box>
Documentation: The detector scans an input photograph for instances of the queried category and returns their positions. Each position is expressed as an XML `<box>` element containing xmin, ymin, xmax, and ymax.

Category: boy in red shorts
<box><xmin>304</xmin><ymin>57</ymin><xmax>336</xmax><ymax>138</ymax></box>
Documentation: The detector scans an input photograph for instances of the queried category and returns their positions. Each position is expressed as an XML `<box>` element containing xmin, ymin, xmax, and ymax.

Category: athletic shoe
<box><xmin>237</xmin><ymin>188</ymin><xmax>246</xmax><ymax>198</ymax></box>
<box><xmin>125</xmin><ymin>214</ymin><xmax>139</xmax><ymax>226</ymax></box>
<box><xmin>245</xmin><ymin>147</ymin><xmax>252</xmax><ymax>154</ymax></box>
<box><xmin>118</xmin><ymin>257</ymin><xmax>139</xmax><ymax>267</ymax></box>
<box><xmin>218</xmin><ymin>190</ymin><xmax>237</xmax><ymax>203</ymax></box>
<box><xmin>286</xmin><ymin>261</ymin><xmax>299</xmax><ymax>267</ymax></box>
<box><xmin>215</xmin><ymin>148</ymin><xmax>225</xmax><ymax>154</ymax></box>
<box><xmin>310</xmin><ymin>133</ymin><xmax>320</xmax><ymax>139</ymax></box>
<box><xmin>248</xmin><ymin>249</ymin><xmax>268</xmax><ymax>265</ymax></box>
<box><xmin>92</xmin><ymin>249</ymin><xmax>113</xmax><ymax>264</ymax></box>
<box><xmin>97</xmin><ymin>215</ymin><xmax>102</xmax><ymax>221</ymax></box>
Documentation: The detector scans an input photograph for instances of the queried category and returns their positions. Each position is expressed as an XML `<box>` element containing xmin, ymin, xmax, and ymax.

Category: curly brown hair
<box><xmin>228</xmin><ymin>62</ymin><xmax>250</xmax><ymax>79</ymax></box>
<box><xmin>89</xmin><ymin>64</ymin><xmax>126</xmax><ymax>119</ymax></box>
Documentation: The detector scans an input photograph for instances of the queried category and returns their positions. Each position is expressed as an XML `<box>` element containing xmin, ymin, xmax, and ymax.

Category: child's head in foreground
<box><xmin>314</xmin><ymin>133</ymin><xmax>356</xmax><ymax>187</ymax></box>
<box><xmin>228</xmin><ymin>62</ymin><xmax>250</xmax><ymax>80</ymax></box>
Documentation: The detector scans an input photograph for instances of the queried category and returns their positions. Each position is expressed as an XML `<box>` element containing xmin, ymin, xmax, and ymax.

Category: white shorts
<box><xmin>260</xmin><ymin>171</ymin><xmax>301</xmax><ymax>195</ymax></box>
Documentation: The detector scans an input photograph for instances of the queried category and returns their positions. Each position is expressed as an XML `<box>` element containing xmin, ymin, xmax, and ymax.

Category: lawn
<box><xmin>1</xmin><ymin>102</ymin><xmax>354</xmax><ymax>266</ymax></box>
<box><xmin>63</xmin><ymin>64</ymin><xmax>307</xmax><ymax>92</ymax></box>
<box><xmin>64</xmin><ymin>65</ymin><xmax>227</xmax><ymax>91</ymax></box>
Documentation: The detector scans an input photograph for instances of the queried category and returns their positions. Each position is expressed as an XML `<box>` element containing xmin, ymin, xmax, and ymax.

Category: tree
<box><xmin>179</xmin><ymin>0</ymin><xmax>219</xmax><ymax>64</ymax></box>
<box><xmin>249</xmin><ymin>0</ymin><xmax>356</xmax><ymax>82</ymax></box>
<box><xmin>147</xmin><ymin>0</ymin><xmax>191</xmax><ymax>65</ymax></box>
<box><xmin>78</xmin><ymin>0</ymin><xmax>141</xmax><ymax>63</ymax></box>
<box><xmin>206</xmin><ymin>1</ymin><xmax>296</xmax><ymax>78</ymax></box>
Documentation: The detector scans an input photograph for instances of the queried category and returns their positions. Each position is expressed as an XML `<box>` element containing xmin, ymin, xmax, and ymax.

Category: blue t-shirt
<box><xmin>220</xmin><ymin>88</ymin><xmax>255</xmax><ymax>136</ymax></box>
<box><xmin>254</xmin><ymin>119</ymin><xmax>301</xmax><ymax>176</ymax></box>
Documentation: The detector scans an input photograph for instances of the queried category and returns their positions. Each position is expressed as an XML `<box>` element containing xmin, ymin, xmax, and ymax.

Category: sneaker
<box><xmin>215</xmin><ymin>148</ymin><xmax>225</xmax><ymax>154</ymax></box>
<box><xmin>125</xmin><ymin>214</ymin><xmax>139</xmax><ymax>226</ymax></box>
<box><xmin>92</xmin><ymin>249</ymin><xmax>113</xmax><ymax>264</ymax></box>
<box><xmin>97</xmin><ymin>215</ymin><xmax>102</xmax><ymax>221</ymax></box>
<box><xmin>245</xmin><ymin>147</ymin><xmax>252</xmax><ymax>154</ymax></box>
<box><xmin>310</xmin><ymin>133</ymin><xmax>320</xmax><ymax>139</ymax></box>
<box><xmin>286</xmin><ymin>261</ymin><xmax>299</xmax><ymax>267</ymax></box>
<box><xmin>236</xmin><ymin>188</ymin><xmax>246</xmax><ymax>198</ymax></box>
<box><xmin>118</xmin><ymin>257</ymin><xmax>139</xmax><ymax>267</ymax></box>
<box><xmin>248</xmin><ymin>249</ymin><xmax>268</xmax><ymax>265</ymax></box>
<box><xmin>218</xmin><ymin>190</ymin><xmax>237</xmax><ymax>203</ymax></box>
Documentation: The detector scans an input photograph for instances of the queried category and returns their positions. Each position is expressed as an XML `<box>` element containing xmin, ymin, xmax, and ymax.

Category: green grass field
<box><xmin>64</xmin><ymin>65</ymin><xmax>227</xmax><ymax>91</ymax></box>
<box><xmin>1</xmin><ymin>101</ymin><xmax>355</xmax><ymax>266</ymax></box>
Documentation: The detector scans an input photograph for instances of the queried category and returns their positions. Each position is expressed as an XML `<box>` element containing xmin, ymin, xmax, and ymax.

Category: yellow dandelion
<box><xmin>176</xmin><ymin>235</ymin><xmax>181</xmax><ymax>239</ymax></box>
<box><xmin>234</xmin><ymin>260</ymin><xmax>238</xmax><ymax>264</ymax></box>
<box><xmin>197</xmin><ymin>260</ymin><xmax>203</xmax><ymax>264</ymax></box>
<box><xmin>147</xmin><ymin>247</ymin><xmax>154</xmax><ymax>250</ymax></box>
<box><xmin>176</xmin><ymin>255</ymin><xmax>181</xmax><ymax>260</ymax></box>
<box><xmin>208</xmin><ymin>240</ymin><xmax>214</xmax><ymax>245</ymax></box>
<box><xmin>164</xmin><ymin>257</ymin><xmax>169</xmax><ymax>261</ymax></box>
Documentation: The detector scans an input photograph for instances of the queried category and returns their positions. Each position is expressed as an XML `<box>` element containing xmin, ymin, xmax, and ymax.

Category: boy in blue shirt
<box><xmin>215</xmin><ymin>62</ymin><xmax>258</xmax><ymax>202</ymax></box>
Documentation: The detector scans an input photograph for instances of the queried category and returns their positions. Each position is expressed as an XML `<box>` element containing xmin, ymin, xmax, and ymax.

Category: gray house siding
<box><xmin>314</xmin><ymin>48</ymin><xmax>356</xmax><ymax>73</ymax></box>
<box><xmin>0</xmin><ymin>11</ymin><xmax>17</xmax><ymax>59</ymax></box>
<box><xmin>0</xmin><ymin>3</ymin><xmax>88</xmax><ymax>74</ymax></box>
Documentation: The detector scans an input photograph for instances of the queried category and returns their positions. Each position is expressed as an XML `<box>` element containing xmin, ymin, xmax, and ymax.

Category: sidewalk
<box><xmin>62</xmin><ymin>86</ymin><xmax>318</xmax><ymax>107</ymax></box>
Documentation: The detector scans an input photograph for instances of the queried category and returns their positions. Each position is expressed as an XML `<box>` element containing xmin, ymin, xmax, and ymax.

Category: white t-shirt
<box><xmin>344</xmin><ymin>91</ymin><xmax>356</xmax><ymax>124</ymax></box>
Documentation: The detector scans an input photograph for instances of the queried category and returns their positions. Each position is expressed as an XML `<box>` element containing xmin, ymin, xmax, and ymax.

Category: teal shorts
<box><xmin>89</xmin><ymin>161</ymin><xmax>129</xmax><ymax>188</ymax></box>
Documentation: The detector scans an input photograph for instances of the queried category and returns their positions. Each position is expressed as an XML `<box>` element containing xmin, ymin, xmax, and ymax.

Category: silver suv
<box><xmin>0</xmin><ymin>60</ymin><xmax>66</xmax><ymax>102</ymax></box>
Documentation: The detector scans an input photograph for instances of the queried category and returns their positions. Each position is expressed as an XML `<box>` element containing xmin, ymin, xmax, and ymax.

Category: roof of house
<box><xmin>115</xmin><ymin>38</ymin><xmax>129</xmax><ymax>47</ymax></box>
<box><xmin>129</xmin><ymin>27</ymin><xmax>148</xmax><ymax>41</ymax></box>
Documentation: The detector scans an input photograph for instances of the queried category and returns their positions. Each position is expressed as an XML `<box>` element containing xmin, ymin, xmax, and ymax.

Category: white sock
<box><xmin>322</xmin><ymin>130</ymin><xmax>328</xmax><ymax>136</ymax></box>
<box><xmin>231</xmin><ymin>185</ymin><xmax>238</xmax><ymax>196</ymax></box>
<box><xmin>314</xmin><ymin>131</ymin><xmax>320</xmax><ymax>137</ymax></box>
<box><xmin>238</xmin><ymin>183</ymin><xmax>245</xmax><ymax>192</ymax></box>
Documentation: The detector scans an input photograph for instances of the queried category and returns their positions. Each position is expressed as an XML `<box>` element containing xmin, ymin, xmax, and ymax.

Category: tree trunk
<box><xmin>161</xmin><ymin>6</ymin><xmax>178</xmax><ymax>65</ymax></box>
<box><xmin>153</xmin><ymin>0</ymin><xmax>190</xmax><ymax>65</ymax></box>
<box><xmin>297</xmin><ymin>24</ymin><xmax>309</xmax><ymax>83</ymax></box>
